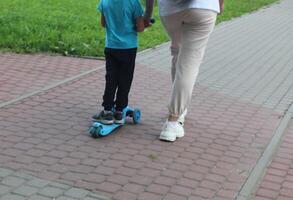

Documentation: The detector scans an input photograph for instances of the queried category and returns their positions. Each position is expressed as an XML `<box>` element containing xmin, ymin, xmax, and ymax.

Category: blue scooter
<box><xmin>89</xmin><ymin>107</ymin><xmax>141</xmax><ymax>138</ymax></box>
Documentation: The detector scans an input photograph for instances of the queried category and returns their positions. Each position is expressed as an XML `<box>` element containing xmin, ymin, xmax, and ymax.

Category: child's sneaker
<box><xmin>114</xmin><ymin>111</ymin><xmax>125</xmax><ymax>124</ymax></box>
<box><xmin>159</xmin><ymin>120</ymin><xmax>184</xmax><ymax>142</ymax></box>
<box><xmin>92</xmin><ymin>110</ymin><xmax>114</xmax><ymax>125</ymax></box>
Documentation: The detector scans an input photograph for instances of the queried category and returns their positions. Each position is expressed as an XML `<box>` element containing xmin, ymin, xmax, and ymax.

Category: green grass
<box><xmin>0</xmin><ymin>0</ymin><xmax>278</xmax><ymax>57</ymax></box>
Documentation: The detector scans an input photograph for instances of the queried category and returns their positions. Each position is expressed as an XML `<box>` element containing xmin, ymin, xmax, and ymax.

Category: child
<box><xmin>93</xmin><ymin>0</ymin><xmax>145</xmax><ymax>124</ymax></box>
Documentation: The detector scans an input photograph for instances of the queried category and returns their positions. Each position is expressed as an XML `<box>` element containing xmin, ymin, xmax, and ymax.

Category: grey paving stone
<box><xmin>84</xmin><ymin>197</ymin><xmax>108</xmax><ymax>200</ymax></box>
<box><xmin>1</xmin><ymin>176</ymin><xmax>26</xmax><ymax>187</ymax></box>
<box><xmin>87</xmin><ymin>193</ymin><xmax>111</xmax><ymax>200</ymax></box>
<box><xmin>13</xmin><ymin>171</ymin><xmax>34</xmax><ymax>180</ymax></box>
<box><xmin>0</xmin><ymin>194</ymin><xmax>25</xmax><ymax>200</ymax></box>
<box><xmin>0</xmin><ymin>185</ymin><xmax>10</xmax><ymax>195</ymax></box>
<box><xmin>27</xmin><ymin>178</ymin><xmax>50</xmax><ymax>188</ymax></box>
<box><xmin>13</xmin><ymin>185</ymin><xmax>39</xmax><ymax>196</ymax></box>
<box><xmin>28</xmin><ymin>195</ymin><xmax>52</xmax><ymax>200</ymax></box>
<box><xmin>0</xmin><ymin>168</ymin><xmax>13</xmax><ymax>178</ymax></box>
<box><xmin>49</xmin><ymin>182</ymin><xmax>71</xmax><ymax>190</ymax></box>
<box><xmin>0</xmin><ymin>170</ymin><xmax>108</xmax><ymax>200</ymax></box>
<box><xmin>38</xmin><ymin>186</ymin><xmax>64</xmax><ymax>198</ymax></box>
<box><xmin>64</xmin><ymin>188</ymin><xmax>89</xmax><ymax>198</ymax></box>
<box><xmin>56</xmin><ymin>196</ymin><xmax>78</xmax><ymax>200</ymax></box>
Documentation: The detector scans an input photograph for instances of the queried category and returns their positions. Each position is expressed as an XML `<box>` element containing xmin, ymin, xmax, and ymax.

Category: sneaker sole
<box><xmin>176</xmin><ymin>132</ymin><xmax>184</xmax><ymax>138</ymax></box>
<box><xmin>100</xmin><ymin>119</ymin><xmax>114</xmax><ymax>125</ymax></box>
<box><xmin>159</xmin><ymin>131</ymin><xmax>184</xmax><ymax>141</ymax></box>
<box><xmin>159</xmin><ymin>132</ymin><xmax>176</xmax><ymax>142</ymax></box>
<box><xmin>114</xmin><ymin>119</ymin><xmax>125</xmax><ymax>124</ymax></box>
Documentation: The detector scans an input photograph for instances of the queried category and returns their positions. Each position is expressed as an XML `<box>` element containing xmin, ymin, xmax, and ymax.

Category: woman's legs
<box><xmin>160</xmin><ymin>12</ymin><xmax>183</xmax><ymax>84</ymax></box>
<box><xmin>159</xmin><ymin>9</ymin><xmax>217</xmax><ymax>141</ymax></box>
<box><xmin>162</xmin><ymin>9</ymin><xmax>217</xmax><ymax>120</ymax></box>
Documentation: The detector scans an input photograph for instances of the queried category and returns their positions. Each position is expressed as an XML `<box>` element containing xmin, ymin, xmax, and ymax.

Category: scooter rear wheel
<box><xmin>133</xmin><ymin>109</ymin><xmax>141</xmax><ymax>124</ymax></box>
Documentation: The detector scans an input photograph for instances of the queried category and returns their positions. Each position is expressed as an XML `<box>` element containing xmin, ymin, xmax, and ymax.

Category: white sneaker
<box><xmin>178</xmin><ymin>110</ymin><xmax>187</xmax><ymax>126</ymax></box>
<box><xmin>159</xmin><ymin>121</ymin><xmax>185</xmax><ymax>142</ymax></box>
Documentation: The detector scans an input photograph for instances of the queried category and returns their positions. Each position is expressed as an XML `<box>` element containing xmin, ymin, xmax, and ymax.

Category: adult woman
<box><xmin>157</xmin><ymin>0</ymin><xmax>224</xmax><ymax>142</ymax></box>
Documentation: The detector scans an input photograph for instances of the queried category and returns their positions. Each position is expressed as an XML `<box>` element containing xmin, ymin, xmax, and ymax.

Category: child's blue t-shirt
<box><xmin>98</xmin><ymin>0</ymin><xmax>144</xmax><ymax>49</ymax></box>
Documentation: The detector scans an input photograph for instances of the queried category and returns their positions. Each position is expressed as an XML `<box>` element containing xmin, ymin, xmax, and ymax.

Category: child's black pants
<box><xmin>102</xmin><ymin>47</ymin><xmax>137</xmax><ymax>111</ymax></box>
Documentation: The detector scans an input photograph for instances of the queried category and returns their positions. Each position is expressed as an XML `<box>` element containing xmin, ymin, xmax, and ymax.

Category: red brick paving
<box><xmin>254</xmin><ymin>122</ymin><xmax>293</xmax><ymax>200</ymax></box>
<box><xmin>0</xmin><ymin>53</ymin><xmax>103</xmax><ymax>104</ymax></box>
<box><xmin>0</xmin><ymin>54</ymin><xmax>283</xmax><ymax>199</ymax></box>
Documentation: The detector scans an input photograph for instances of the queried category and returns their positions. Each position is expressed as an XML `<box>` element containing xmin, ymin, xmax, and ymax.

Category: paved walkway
<box><xmin>0</xmin><ymin>0</ymin><xmax>293</xmax><ymax>199</ymax></box>
<box><xmin>137</xmin><ymin>0</ymin><xmax>293</xmax><ymax>112</ymax></box>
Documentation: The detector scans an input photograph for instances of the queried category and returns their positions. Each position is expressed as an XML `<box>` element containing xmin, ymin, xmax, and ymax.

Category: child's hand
<box><xmin>101</xmin><ymin>14</ymin><xmax>106</xmax><ymax>27</ymax></box>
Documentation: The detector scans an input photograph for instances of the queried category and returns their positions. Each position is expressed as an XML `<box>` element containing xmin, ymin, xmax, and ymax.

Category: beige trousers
<box><xmin>161</xmin><ymin>9</ymin><xmax>217</xmax><ymax>117</ymax></box>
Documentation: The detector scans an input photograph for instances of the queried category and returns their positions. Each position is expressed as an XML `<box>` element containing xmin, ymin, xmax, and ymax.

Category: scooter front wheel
<box><xmin>89</xmin><ymin>126</ymin><xmax>102</xmax><ymax>138</ymax></box>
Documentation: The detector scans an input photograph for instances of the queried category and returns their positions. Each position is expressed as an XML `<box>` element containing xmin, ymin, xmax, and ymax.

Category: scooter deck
<box><xmin>91</xmin><ymin>122</ymin><xmax>123</xmax><ymax>137</ymax></box>
<box><xmin>89</xmin><ymin>106</ymin><xmax>141</xmax><ymax>138</ymax></box>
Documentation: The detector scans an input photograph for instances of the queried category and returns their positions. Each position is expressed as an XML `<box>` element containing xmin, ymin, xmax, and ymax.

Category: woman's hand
<box><xmin>144</xmin><ymin>0</ymin><xmax>154</xmax><ymax>27</ymax></box>
<box><xmin>101</xmin><ymin>14</ymin><xmax>106</xmax><ymax>27</ymax></box>
<box><xmin>143</xmin><ymin>17</ymin><xmax>152</xmax><ymax>28</ymax></box>
<box><xmin>219</xmin><ymin>0</ymin><xmax>224</xmax><ymax>14</ymax></box>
